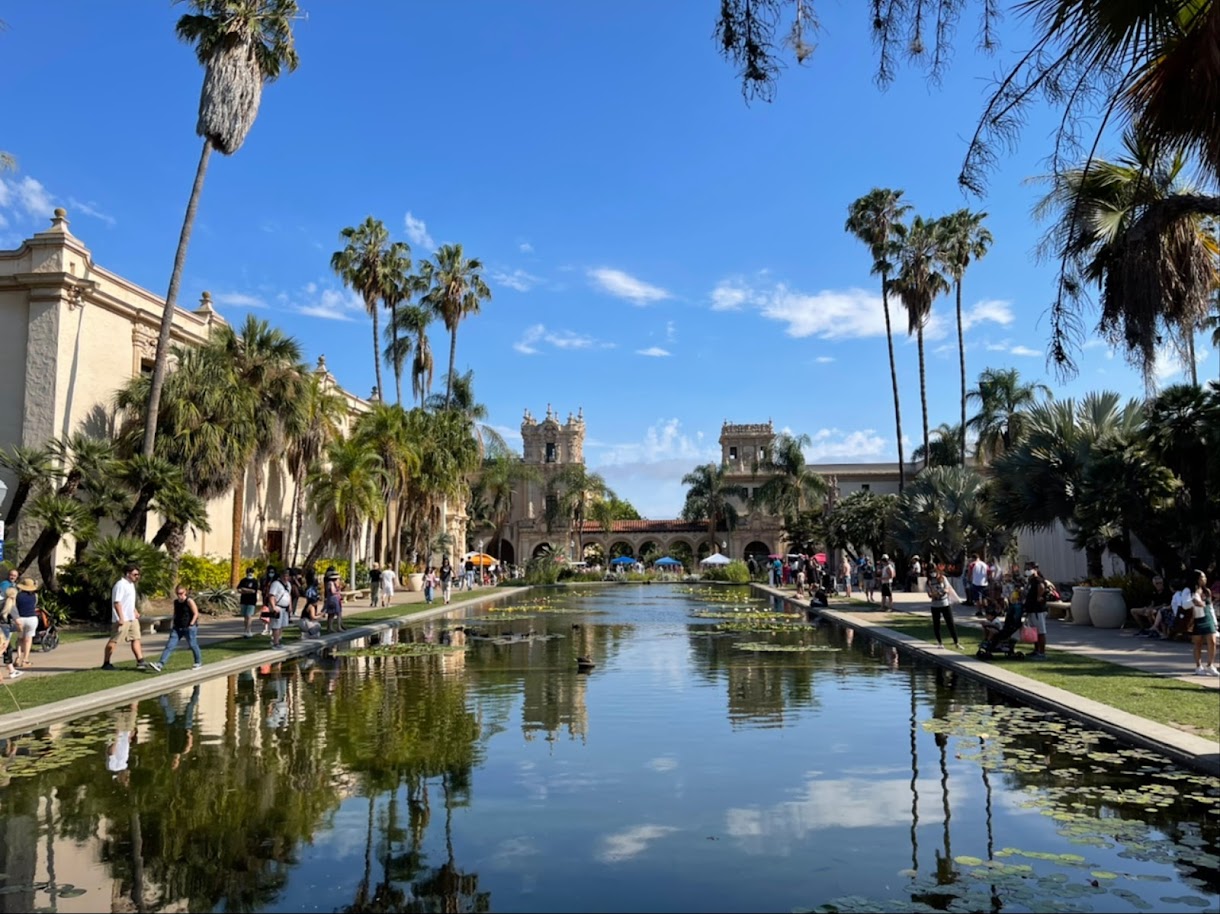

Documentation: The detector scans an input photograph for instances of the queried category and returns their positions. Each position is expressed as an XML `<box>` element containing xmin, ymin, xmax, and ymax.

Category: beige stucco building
<box><xmin>0</xmin><ymin>209</ymin><xmax>370</xmax><ymax>570</ymax></box>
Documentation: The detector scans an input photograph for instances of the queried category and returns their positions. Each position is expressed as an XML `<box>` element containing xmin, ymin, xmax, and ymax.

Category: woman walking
<box><xmin>423</xmin><ymin>566</ymin><xmax>437</xmax><ymax>604</ymax></box>
<box><xmin>1185</xmin><ymin>570</ymin><xmax>1218</xmax><ymax>676</ymax></box>
<box><xmin>439</xmin><ymin>556</ymin><xmax>454</xmax><ymax>605</ymax></box>
<box><xmin>148</xmin><ymin>586</ymin><xmax>202</xmax><ymax>672</ymax></box>
<box><xmin>12</xmin><ymin>577</ymin><xmax>39</xmax><ymax>670</ymax></box>
<box><xmin>925</xmin><ymin>562</ymin><xmax>961</xmax><ymax>650</ymax></box>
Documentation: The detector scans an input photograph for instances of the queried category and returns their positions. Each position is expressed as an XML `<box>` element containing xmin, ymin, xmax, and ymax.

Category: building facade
<box><xmin>0</xmin><ymin>210</ymin><xmax>370</xmax><ymax>571</ymax></box>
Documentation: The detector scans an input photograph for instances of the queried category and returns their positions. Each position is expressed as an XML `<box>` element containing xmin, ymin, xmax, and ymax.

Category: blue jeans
<box><xmin>424</xmin><ymin>584</ymin><xmax>434</xmax><ymax>603</ymax></box>
<box><xmin>159</xmin><ymin>626</ymin><xmax>201</xmax><ymax>666</ymax></box>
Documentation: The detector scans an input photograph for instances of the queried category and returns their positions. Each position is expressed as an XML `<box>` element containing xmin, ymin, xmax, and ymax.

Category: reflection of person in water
<box><xmin>265</xmin><ymin>675</ymin><xmax>289</xmax><ymax>730</ymax></box>
<box><xmin>107</xmin><ymin>702</ymin><xmax>138</xmax><ymax>785</ymax></box>
<box><xmin>159</xmin><ymin>685</ymin><xmax>200</xmax><ymax>770</ymax></box>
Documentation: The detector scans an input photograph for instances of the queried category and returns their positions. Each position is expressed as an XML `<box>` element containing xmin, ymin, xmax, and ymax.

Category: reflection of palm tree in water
<box><xmin>908</xmin><ymin>667</ymin><xmax>919</xmax><ymax>874</ymax></box>
<box><xmin>405</xmin><ymin>771</ymin><xmax>489</xmax><ymax>913</ymax></box>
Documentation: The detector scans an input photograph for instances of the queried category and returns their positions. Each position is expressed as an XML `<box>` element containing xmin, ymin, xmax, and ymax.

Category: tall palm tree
<box><xmin>420</xmin><ymin>244</ymin><xmax>492</xmax><ymax>408</ymax></box>
<box><xmin>0</xmin><ymin>445</ymin><xmax>54</xmax><ymax>528</ymax></box>
<box><xmin>889</xmin><ymin>215</ymin><xmax>949</xmax><ymax>469</ymax></box>
<box><xmin>332</xmin><ymin>217</ymin><xmax>392</xmax><ymax>401</ymax></box>
<box><xmin>680</xmin><ymin>463</ymin><xmax>748</xmax><ymax>555</ymax></box>
<box><xmin>303</xmin><ymin>436</ymin><xmax>388</xmax><ymax>572</ymax></box>
<box><xmin>912</xmin><ymin>423</ymin><xmax>965</xmax><ymax>468</ymax></box>
<box><xmin>143</xmin><ymin>0</ymin><xmax>300</xmax><ymax>458</ymax></box>
<box><xmin>935</xmin><ymin>209</ymin><xmax>993</xmax><ymax>465</ymax></box>
<box><xmin>550</xmin><ymin>464</ymin><xmax>613</xmax><ymax>563</ymax></box>
<box><xmin>206</xmin><ymin>315</ymin><xmax>304</xmax><ymax>584</ymax></box>
<box><xmin>846</xmin><ymin>188</ymin><xmax>911</xmax><ymax>491</ymax></box>
<box><xmin>425</xmin><ymin>369</ymin><xmax>510</xmax><ymax>458</ymax></box>
<box><xmin>285</xmin><ymin>370</ymin><xmax>347</xmax><ymax>565</ymax></box>
<box><xmin>1035</xmin><ymin>131</ymin><xmax>1219</xmax><ymax>384</ymax></box>
<box><xmin>353</xmin><ymin>403</ymin><xmax>419</xmax><ymax>567</ymax></box>
<box><xmin>753</xmin><ymin>432</ymin><xmax>827</xmax><ymax>518</ymax></box>
<box><xmin>966</xmin><ymin>368</ymin><xmax>1051</xmax><ymax>465</ymax></box>
<box><xmin>379</xmin><ymin>242</ymin><xmax>415</xmax><ymax>406</ymax></box>
<box><xmin>17</xmin><ymin>493</ymin><xmax>89</xmax><ymax>589</ymax></box>
<box><xmin>475</xmin><ymin>456</ymin><xmax>539</xmax><ymax>562</ymax></box>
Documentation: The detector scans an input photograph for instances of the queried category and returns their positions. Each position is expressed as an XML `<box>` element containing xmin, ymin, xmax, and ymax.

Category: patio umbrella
<box><xmin>768</xmin><ymin>554</ymin><xmax>783</xmax><ymax>560</ymax></box>
<box><xmin>610</xmin><ymin>556</ymin><xmax>636</xmax><ymax>566</ymax></box>
<box><xmin>463</xmin><ymin>552</ymin><xmax>496</xmax><ymax>566</ymax></box>
<box><xmin>813</xmin><ymin>552</ymin><xmax>827</xmax><ymax>564</ymax></box>
<box><xmin>700</xmin><ymin>553</ymin><xmax>732</xmax><ymax>566</ymax></box>
<box><xmin>654</xmin><ymin>557</ymin><xmax>682</xmax><ymax>567</ymax></box>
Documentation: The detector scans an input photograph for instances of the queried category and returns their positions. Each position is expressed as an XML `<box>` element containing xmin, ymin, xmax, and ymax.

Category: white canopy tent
<box><xmin>699</xmin><ymin>553</ymin><xmax>732</xmax><ymax>566</ymax></box>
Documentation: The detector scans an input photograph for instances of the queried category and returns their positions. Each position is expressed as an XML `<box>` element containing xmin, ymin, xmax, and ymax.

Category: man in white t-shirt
<box><xmin>878</xmin><ymin>555</ymin><xmax>896</xmax><ymax>609</ymax></box>
<box><xmin>967</xmin><ymin>553</ymin><xmax>989</xmax><ymax>606</ymax></box>
<box><xmin>266</xmin><ymin>568</ymin><xmax>291</xmax><ymax>649</ymax></box>
<box><xmin>379</xmin><ymin>565</ymin><xmax>397</xmax><ymax>607</ymax></box>
<box><xmin>101</xmin><ymin>564</ymin><xmax>148</xmax><ymax>671</ymax></box>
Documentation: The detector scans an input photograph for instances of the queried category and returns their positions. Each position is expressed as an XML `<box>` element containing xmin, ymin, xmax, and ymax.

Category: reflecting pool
<box><xmin>0</xmin><ymin>585</ymin><xmax>1216</xmax><ymax>913</ymax></box>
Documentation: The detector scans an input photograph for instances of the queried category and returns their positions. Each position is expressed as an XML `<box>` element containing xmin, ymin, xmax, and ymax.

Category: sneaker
<box><xmin>192</xmin><ymin>663</ymin><xmax>202</xmax><ymax>670</ymax></box>
<box><xmin>1195</xmin><ymin>666</ymin><xmax>1209</xmax><ymax>676</ymax></box>
<box><xmin>1148</xmin><ymin>631</ymin><xmax>1161</xmax><ymax>639</ymax></box>
<box><xmin>1207</xmin><ymin>666</ymin><xmax>1220</xmax><ymax>677</ymax></box>
<box><xmin>100</xmin><ymin>662</ymin><xmax>116</xmax><ymax>671</ymax></box>
<box><xmin>9</xmin><ymin>669</ymin><xmax>23</xmax><ymax>680</ymax></box>
<box><xmin>147</xmin><ymin>661</ymin><xmax>162</xmax><ymax>672</ymax></box>
<box><xmin>243</xmin><ymin>632</ymin><xmax>253</xmax><ymax>639</ymax></box>
<box><xmin>1028</xmin><ymin>652</ymin><xmax>1047</xmax><ymax>660</ymax></box>
<box><xmin>135</xmin><ymin>661</ymin><xmax>147</xmax><ymax>670</ymax></box>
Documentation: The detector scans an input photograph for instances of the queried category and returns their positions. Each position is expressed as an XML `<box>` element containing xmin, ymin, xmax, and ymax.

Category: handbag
<box><xmin>1019</xmin><ymin>624</ymin><xmax>1039</xmax><ymax>644</ymax></box>
<box><xmin>946</xmin><ymin>583</ymin><xmax>962</xmax><ymax>606</ymax></box>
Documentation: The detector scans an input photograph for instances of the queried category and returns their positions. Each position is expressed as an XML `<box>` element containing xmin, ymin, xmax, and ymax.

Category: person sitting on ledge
<box><xmin>1131</xmin><ymin>575</ymin><xmax>1172</xmax><ymax>638</ymax></box>
<box><xmin>810</xmin><ymin>586</ymin><xmax>830</xmax><ymax>608</ymax></box>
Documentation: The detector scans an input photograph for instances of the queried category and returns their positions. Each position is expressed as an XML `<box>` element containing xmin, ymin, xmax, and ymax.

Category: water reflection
<box><xmin>0</xmin><ymin>585</ymin><xmax>1214</xmax><ymax>913</ymax></box>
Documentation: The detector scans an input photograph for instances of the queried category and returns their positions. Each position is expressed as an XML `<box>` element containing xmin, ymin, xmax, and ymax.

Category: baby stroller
<box><xmin>31</xmin><ymin>608</ymin><xmax>59</xmax><ymax>652</ymax></box>
<box><xmin>975</xmin><ymin>602</ymin><xmax>1025</xmax><ymax>661</ymax></box>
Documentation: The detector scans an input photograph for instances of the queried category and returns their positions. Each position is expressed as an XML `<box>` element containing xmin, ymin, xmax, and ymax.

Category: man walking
<box><xmin>101</xmin><ymin>564</ymin><xmax>148</xmax><ymax>671</ymax></box>
<box><xmin>878</xmin><ymin>554</ymin><xmax>896</xmax><ymax>610</ymax></box>
<box><xmin>237</xmin><ymin>567</ymin><xmax>260</xmax><ymax>638</ymax></box>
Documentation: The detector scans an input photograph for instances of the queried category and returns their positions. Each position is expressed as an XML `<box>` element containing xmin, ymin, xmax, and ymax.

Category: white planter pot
<box><xmin>1069</xmin><ymin>587</ymin><xmax>1092</xmax><ymax>625</ymax></box>
<box><xmin>1088</xmin><ymin>587</ymin><xmax>1127</xmax><ymax>629</ymax></box>
<box><xmin>407</xmin><ymin>572</ymin><xmax>425</xmax><ymax>593</ymax></box>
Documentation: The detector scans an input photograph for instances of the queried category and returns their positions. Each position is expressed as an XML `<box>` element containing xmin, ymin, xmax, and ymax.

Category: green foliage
<box><xmin>523</xmin><ymin>554</ymin><xmax>561</xmax><ymax>585</ymax></box>
<box><xmin>177</xmin><ymin>553</ymin><xmax>231</xmax><ymax>592</ymax></box>
<box><xmin>57</xmin><ymin>536</ymin><xmax>171</xmax><ymax>623</ymax></box>
<box><xmin>1098</xmin><ymin>573</ymin><xmax>1157</xmax><ymax>610</ymax></box>
<box><xmin>701</xmin><ymin>560</ymin><xmax>751</xmax><ymax>583</ymax></box>
<box><xmin>194</xmin><ymin>586</ymin><xmax>238</xmax><ymax>615</ymax></box>
<box><xmin>604</xmin><ymin>496</ymin><xmax>641</xmax><ymax>520</ymax></box>
<box><xmin>820</xmin><ymin>490</ymin><xmax>899</xmax><ymax>560</ymax></box>
<box><xmin>315</xmin><ymin>557</ymin><xmax>351</xmax><ymax>583</ymax></box>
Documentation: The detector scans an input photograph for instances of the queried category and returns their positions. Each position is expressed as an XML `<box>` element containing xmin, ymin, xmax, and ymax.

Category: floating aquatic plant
<box><xmin>732</xmin><ymin>642</ymin><xmax>841</xmax><ymax>653</ymax></box>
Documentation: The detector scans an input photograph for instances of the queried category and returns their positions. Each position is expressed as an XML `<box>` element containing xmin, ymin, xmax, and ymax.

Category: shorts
<box><xmin>299</xmin><ymin>619</ymin><xmax>321</xmax><ymax>638</ymax></box>
<box><xmin>241</xmin><ymin>603</ymin><xmax>258</xmax><ymax>618</ymax></box>
<box><xmin>269</xmin><ymin>608</ymin><xmax>287</xmax><ymax>630</ymax></box>
<box><xmin>109</xmin><ymin>619</ymin><xmax>142</xmax><ymax>643</ymax></box>
<box><xmin>1026</xmin><ymin>611</ymin><xmax>1047</xmax><ymax>635</ymax></box>
<box><xmin>879</xmin><ymin>583</ymin><xmax>893</xmax><ymax>598</ymax></box>
<box><xmin>17</xmin><ymin>615</ymin><xmax>39</xmax><ymax>639</ymax></box>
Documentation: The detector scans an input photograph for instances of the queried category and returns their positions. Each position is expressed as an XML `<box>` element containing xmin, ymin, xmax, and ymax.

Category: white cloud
<box><xmin>492</xmin><ymin>268</ymin><xmax>541</xmax><ymax>292</ymax></box>
<box><xmin>596</xmin><ymin>825</ymin><xmax>679</xmax><ymax>864</ymax></box>
<box><xmin>710</xmin><ymin>280</ymin><xmax>754</xmax><ymax>311</ymax></box>
<box><xmin>67</xmin><ymin>197</ymin><xmax>116</xmax><ymax>227</ymax></box>
<box><xmin>804</xmin><ymin>428</ymin><xmax>889</xmax><ymax>462</ymax></box>
<box><xmin>588</xmin><ymin>267</ymin><xmax>670</xmax><ymax>305</ymax></box>
<box><xmin>213</xmin><ymin>291</ymin><xmax>267</xmax><ymax>309</ymax></box>
<box><xmin>1009</xmin><ymin>345</ymin><xmax>1041</xmax><ymax>357</ymax></box>
<box><xmin>513</xmin><ymin>323</ymin><xmax>605</xmax><ymax>355</ymax></box>
<box><xmin>589</xmin><ymin>419</ymin><xmax>714</xmax><ymax>467</ymax></box>
<box><xmin>293</xmin><ymin>285</ymin><xmax>365</xmax><ymax>322</ymax></box>
<box><xmin>961</xmin><ymin>298</ymin><xmax>1015</xmax><ymax>331</ymax></box>
<box><xmin>665</xmin><ymin>321</ymin><xmax>676</xmax><ymax>342</ymax></box>
<box><xmin>403</xmin><ymin>211</ymin><xmax>434</xmax><ymax>250</ymax></box>
<box><xmin>519</xmin><ymin>241</ymin><xmax>534</xmax><ymax>254</ymax></box>
<box><xmin>815</xmin><ymin>356</ymin><xmax>835</xmax><ymax>364</ymax></box>
<box><xmin>1151</xmin><ymin>341</ymin><xmax>1205</xmax><ymax>383</ymax></box>
<box><xmin>646</xmin><ymin>756</ymin><xmax>678</xmax><ymax>772</ymax></box>
<box><xmin>636</xmin><ymin>346</ymin><xmax>670</xmax><ymax>357</ymax></box>
<box><xmin>0</xmin><ymin>175</ymin><xmax>54</xmax><ymax>222</ymax></box>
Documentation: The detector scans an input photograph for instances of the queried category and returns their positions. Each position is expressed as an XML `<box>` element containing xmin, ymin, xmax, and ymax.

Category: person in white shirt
<box><xmin>101</xmin><ymin>564</ymin><xmax>148</xmax><ymax>671</ymax></box>
<box><xmin>878</xmin><ymin>555</ymin><xmax>896</xmax><ymax>609</ymax></box>
<box><xmin>379</xmin><ymin>565</ymin><xmax>397</xmax><ymax>607</ymax></box>
<box><xmin>967</xmin><ymin>553</ymin><xmax>990</xmax><ymax>606</ymax></box>
<box><xmin>266</xmin><ymin>568</ymin><xmax>291</xmax><ymax>649</ymax></box>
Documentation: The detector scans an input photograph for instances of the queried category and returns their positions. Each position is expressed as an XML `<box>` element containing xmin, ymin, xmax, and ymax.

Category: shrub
<box><xmin>178</xmin><ymin>554</ymin><xmax>231</xmax><ymax>592</ymax></box>
<box><xmin>701</xmin><ymin>560</ymin><xmax>751</xmax><ymax>584</ymax></box>
<box><xmin>1099</xmin><ymin>573</ymin><xmax>1156</xmax><ymax>610</ymax></box>
<box><xmin>523</xmin><ymin>555</ymin><xmax>561</xmax><ymax>585</ymax></box>
<box><xmin>57</xmin><ymin>536</ymin><xmax>171</xmax><ymax>623</ymax></box>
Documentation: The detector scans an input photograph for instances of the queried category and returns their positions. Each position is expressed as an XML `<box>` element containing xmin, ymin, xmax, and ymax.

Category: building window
<box><xmin>758</xmin><ymin>447</ymin><xmax>765</xmax><ymax>461</ymax></box>
<box><xmin>265</xmin><ymin>529</ymin><xmax>284</xmax><ymax>560</ymax></box>
<box><xmin>139</xmin><ymin>358</ymin><xmax>154</xmax><ymax>378</ymax></box>
<box><xmin>545</xmin><ymin>442</ymin><xmax>557</xmax><ymax>463</ymax></box>
<box><xmin>729</xmin><ymin>446</ymin><xmax>738</xmax><ymax>461</ymax></box>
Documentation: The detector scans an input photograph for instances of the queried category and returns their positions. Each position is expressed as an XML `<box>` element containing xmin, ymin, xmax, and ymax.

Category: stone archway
<box><xmin>609</xmin><ymin>540</ymin><xmax>635</xmax><ymax>560</ymax></box>
<box><xmin>638</xmin><ymin>541</ymin><xmax>659</xmax><ymax>562</ymax></box>
<box><xmin>532</xmin><ymin>542</ymin><xmax>554</xmax><ymax>559</ymax></box>
<box><xmin>743</xmin><ymin>540</ymin><xmax>771</xmax><ymax>565</ymax></box>
<box><xmin>494</xmin><ymin>538</ymin><xmax>515</xmax><ymax>565</ymax></box>
<box><xmin>668</xmin><ymin>540</ymin><xmax>694</xmax><ymax>568</ymax></box>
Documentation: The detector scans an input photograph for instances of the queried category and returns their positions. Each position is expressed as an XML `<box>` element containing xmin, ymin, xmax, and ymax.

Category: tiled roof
<box><xmin>578</xmin><ymin>519</ymin><xmax>706</xmax><ymax>534</ymax></box>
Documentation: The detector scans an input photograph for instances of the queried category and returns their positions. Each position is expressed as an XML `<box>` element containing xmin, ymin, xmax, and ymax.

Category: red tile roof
<box><xmin>578</xmin><ymin>519</ymin><xmax>706</xmax><ymax>534</ymax></box>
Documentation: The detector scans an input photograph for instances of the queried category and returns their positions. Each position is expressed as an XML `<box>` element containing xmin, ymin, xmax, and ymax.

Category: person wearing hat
<box><xmin>323</xmin><ymin>566</ymin><xmax>345</xmax><ymax>633</ymax></box>
<box><xmin>12</xmin><ymin>577</ymin><xmax>40</xmax><ymax>671</ymax></box>
<box><xmin>878</xmin><ymin>554</ymin><xmax>896</xmax><ymax>609</ymax></box>
<box><xmin>907</xmin><ymin>555</ymin><xmax>922</xmax><ymax>593</ymax></box>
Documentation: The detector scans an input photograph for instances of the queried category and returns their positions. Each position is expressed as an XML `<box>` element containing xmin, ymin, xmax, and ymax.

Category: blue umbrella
<box><xmin>654</xmin><ymin>557</ymin><xmax>682</xmax><ymax>567</ymax></box>
<box><xmin>610</xmin><ymin>556</ymin><xmax>636</xmax><ymax>565</ymax></box>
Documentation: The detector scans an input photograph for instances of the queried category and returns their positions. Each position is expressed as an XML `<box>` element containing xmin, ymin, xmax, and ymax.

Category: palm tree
<box><xmin>303</xmin><ymin>436</ymin><xmax>388</xmax><ymax>573</ymax></box>
<box><xmin>1035</xmin><ymin>131</ymin><xmax>1219</xmax><ymax>384</ymax></box>
<box><xmin>48</xmin><ymin>433</ymin><xmax>118</xmax><ymax>500</ymax></box>
<box><xmin>379</xmin><ymin>242</ymin><xmax>416</xmax><ymax>406</ymax></box>
<box><xmin>17</xmin><ymin>493</ymin><xmax>89</xmax><ymax>589</ymax></box>
<box><xmin>117</xmin><ymin>455</ymin><xmax>184</xmax><ymax>539</ymax></box>
<box><xmin>935</xmin><ymin>209</ymin><xmax>993</xmax><ymax>465</ymax></box>
<box><xmin>846</xmin><ymin>188</ymin><xmax>911</xmax><ymax>491</ymax></box>
<box><xmin>551</xmin><ymin>464</ymin><xmax>613</xmax><ymax>563</ymax></box>
<box><xmin>475</xmin><ymin>456</ymin><xmax>539</xmax><ymax>562</ymax></box>
<box><xmin>966</xmin><ymin>368</ymin><xmax>1051</xmax><ymax>465</ymax></box>
<box><xmin>425</xmin><ymin>369</ymin><xmax>510</xmax><ymax>458</ymax></box>
<box><xmin>142</xmin><ymin>0</ymin><xmax>300</xmax><ymax>458</ymax></box>
<box><xmin>889</xmin><ymin>215</ymin><xmax>949</xmax><ymax>469</ymax></box>
<box><xmin>912</xmin><ymin>423</ymin><xmax>965</xmax><ymax>468</ymax></box>
<box><xmin>206</xmin><ymin>315</ymin><xmax>304</xmax><ymax>584</ymax></box>
<box><xmin>332</xmin><ymin>217</ymin><xmax>393</xmax><ymax>401</ymax></box>
<box><xmin>353</xmin><ymin>403</ymin><xmax>419</xmax><ymax>567</ymax></box>
<box><xmin>753</xmin><ymin>432</ymin><xmax>827</xmax><ymax>518</ymax></box>
<box><xmin>285</xmin><ymin>370</ymin><xmax>347</xmax><ymax>565</ymax></box>
<box><xmin>420</xmin><ymin>244</ymin><xmax>492</xmax><ymax>408</ymax></box>
<box><xmin>0</xmin><ymin>445</ymin><xmax>54</xmax><ymax>528</ymax></box>
<box><xmin>399</xmin><ymin>303</ymin><xmax>436</xmax><ymax>408</ymax></box>
<box><xmin>680</xmin><ymin>463</ymin><xmax>748</xmax><ymax>555</ymax></box>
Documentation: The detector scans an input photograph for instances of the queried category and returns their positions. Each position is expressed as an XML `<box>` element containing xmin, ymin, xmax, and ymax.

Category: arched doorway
<box><xmin>638</xmin><ymin>541</ymin><xmax>659</xmax><ymax>563</ymax></box>
<box><xmin>494</xmin><ymin>539</ymin><xmax>515</xmax><ymax>565</ymax></box>
<box><xmin>609</xmin><ymin>541</ymin><xmax>635</xmax><ymax>560</ymax></box>
<box><xmin>744</xmin><ymin>541</ymin><xmax>771</xmax><ymax>566</ymax></box>
<box><xmin>668</xmin><ymin>540</ymin><xmax>694</xmax><ymax>568</ymax></box>
<box><xmin>532</xmin><ymin>542</ymin><xmax>554</xmax><ymax>559</ymax></box>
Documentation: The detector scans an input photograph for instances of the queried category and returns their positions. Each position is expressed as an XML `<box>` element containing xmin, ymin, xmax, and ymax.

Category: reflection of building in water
<box><xmin>521</xmin><ymin>656</ymin><xmax>588</xmax><ymax>744</ymax></box>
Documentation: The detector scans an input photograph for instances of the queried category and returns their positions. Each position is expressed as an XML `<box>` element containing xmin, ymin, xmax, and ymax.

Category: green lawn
<box><xmin>0</xmin><ymin>597</ymin><xmax>476</xmax><ymax>716</ymax></box>
<box><xmin>831</xmin><ymin>605</ymin><xmax>1220</xmax><ymax>741</ymax></box>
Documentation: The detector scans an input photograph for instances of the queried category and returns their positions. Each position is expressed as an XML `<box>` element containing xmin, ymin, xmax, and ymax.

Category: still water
<box><xmin>0</xmin><ymin>584</ymin><xmax>1217</xmax><ymax>913</ymax></box>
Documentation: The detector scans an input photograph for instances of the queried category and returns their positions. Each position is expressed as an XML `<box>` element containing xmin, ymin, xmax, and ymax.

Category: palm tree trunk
<box><xmin>917</xmin><ymin>323</ymin><xmax>929</xmax><ymax>469</ymax></box>
<box><xmin>287</xmin><ymin>467</ymin><xmax>304</xmax><ymax>566</ymax></box>
<box><xmin>230</xmin><ymin>469</ymin><xmax>246</xmax><ymax>587</ymax></box>
<box><xmin>391</xmin><ymin>301</ymin><xmax>402</xmax><ymax>406</ymax></box>
<box><xmin>119</xmin><ymin>491</ymin><xmax>152</xmax><ymax>538</ymax></box>
<box><xmin>1187</xmin><ymin>330</ymin><xmax>1198</xmax><ymax>386</ymax></box>
<box><xmin>446</xmin><ymin>326</ymin><xmax>458</xmax><ymax>408</ymax></box>
<box><xmin>370</xmin><ymin>300</ymin><xmax>384</xmax><ymax>402</ymax></box>
<box><xmin>165</xmin><ymin>522</ymin><xmax>187</xmax><ymax>588</ymax></box>
<box><xmin>881</xmin><ymin>281</ymin><xmax>906</xmax><ymax>491</ymax></box>
<box><xmin>4</xmin><ymin>482</ymin><xmax>32</xmax><ymax>528</ymax></box>
<box><xmin>955</xmin><ymin>280</ymin><xmax>967</xmax><ymax>466</ymax></box>
<box><xmin>142</xmin><ymin>138</ymin><xmax>214</xmax><ymax>458</ymax></box>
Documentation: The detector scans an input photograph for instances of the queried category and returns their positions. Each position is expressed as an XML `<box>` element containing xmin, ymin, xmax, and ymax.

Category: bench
<box><xmin>341</xmin><ymin>589</ymin><xmax>369</xmax><ymax>602</ymax></box>
<box><xmin>139</xmin><ymin>615</ymin><xmax>169</xmax><ymax>636</ymax></box>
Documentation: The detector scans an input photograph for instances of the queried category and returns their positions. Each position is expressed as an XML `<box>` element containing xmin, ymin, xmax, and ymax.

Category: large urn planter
<box><xmin>1069</xmin><ymin>586</ymin><xmax>1092</xmax><ymax>625</ymax></box>
<box><xmin>407</xmin><ymin>572</ymin><xmax>425</xmax><ymax>593</ymax></box>
<box><xmin>1088</xmin><ymin>587</ymin><xmax>1127</xmax><ymax>629</ymax></box>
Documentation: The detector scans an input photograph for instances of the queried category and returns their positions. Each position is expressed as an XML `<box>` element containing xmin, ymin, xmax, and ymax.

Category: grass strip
<box><xmin>844</xmin><ymin>609</ymin><xmax>1220</xmax><ymax>741</ymax></box>
<box><xmin>0</xmin><ymin>596</ymin><xmax>484</xmax><ymax>716</ymax></box>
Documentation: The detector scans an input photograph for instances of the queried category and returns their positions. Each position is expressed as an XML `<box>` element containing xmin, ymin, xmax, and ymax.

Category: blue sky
<box><xmin>1</xmin><ymin>2</ymin><xmax>1212</xmax><ymax>518</ymax></box>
